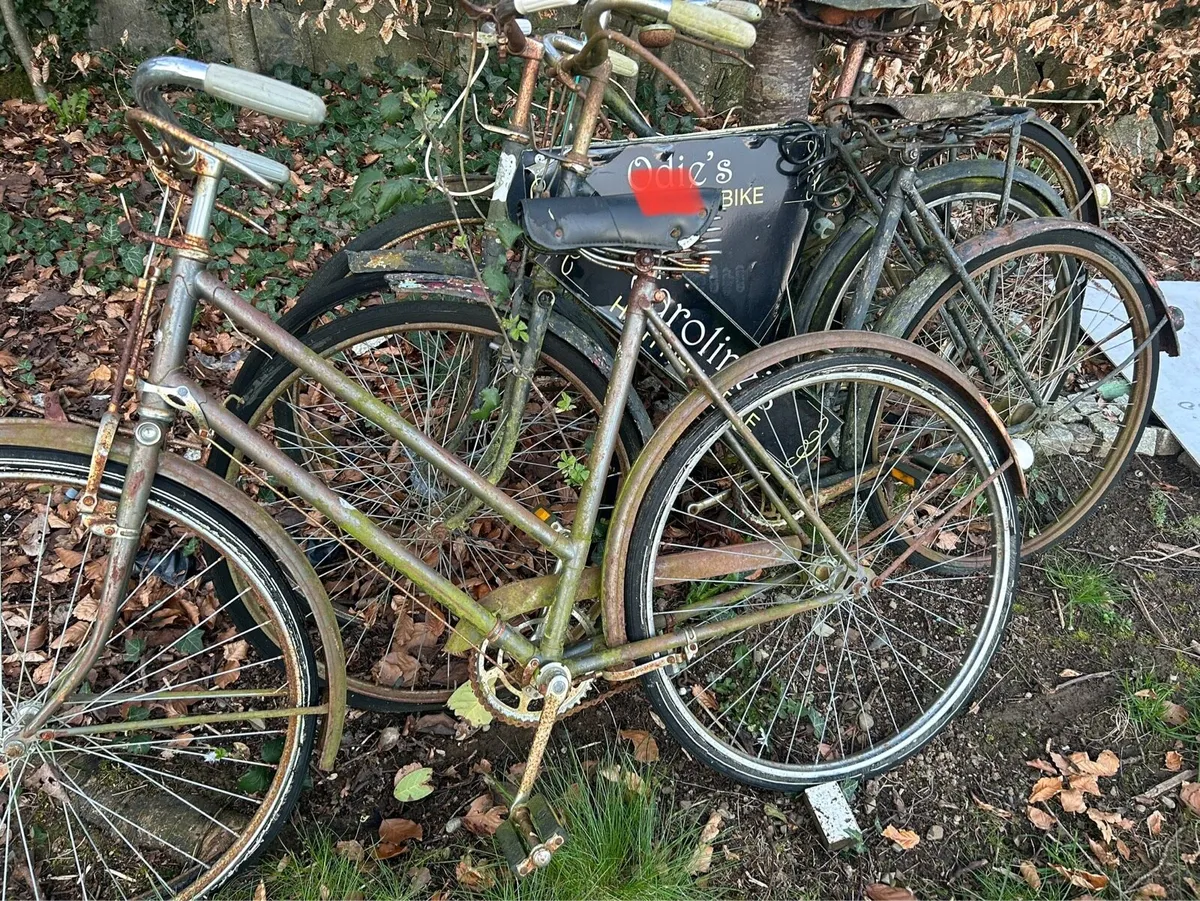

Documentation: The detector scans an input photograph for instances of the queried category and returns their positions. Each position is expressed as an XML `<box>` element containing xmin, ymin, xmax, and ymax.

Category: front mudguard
<box><xmin>0</xmin><ymin>418</ymin><xmax>348</xmax><ymax>770</ymax></box>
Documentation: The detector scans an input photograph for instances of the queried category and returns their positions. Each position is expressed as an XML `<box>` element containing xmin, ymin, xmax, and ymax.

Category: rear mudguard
<box><xmin>0</xmin><ymin>418</ymin><xmax>347</xmax><ymax>770</ymax></box>
<box><xmin>598</xmin><ymin>330</ymin><xmax>1029</xmax><ymax>649</ymax></box>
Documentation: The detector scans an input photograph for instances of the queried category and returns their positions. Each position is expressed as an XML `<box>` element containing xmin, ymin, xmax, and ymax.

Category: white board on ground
<box><xmin>1082</xmin><ymin>280</ymin><xmax>1199</xmax><ymax>460</ymax></box>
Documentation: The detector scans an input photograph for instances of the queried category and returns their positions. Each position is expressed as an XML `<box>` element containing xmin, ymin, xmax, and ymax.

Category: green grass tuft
<box><xmin>1044</xmin><ymin>559</ymin><xmax>1132</xmax><ymax>636</ymax></box>
<box><xmin>481</xmin><ymin>749</ymin><xmax>719</xmax><ymax>901</ymax></box>
<box><xmin>1120</xmin><ymin>669</ymin><xmax>1199</xmax><ymax>742</ymax></box>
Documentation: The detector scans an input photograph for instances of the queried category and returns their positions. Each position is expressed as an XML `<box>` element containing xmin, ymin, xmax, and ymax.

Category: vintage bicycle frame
<box><xmin>20</xmin><ymin>135</ymin><xmax>864</xmax><ymax>745</ymax></box>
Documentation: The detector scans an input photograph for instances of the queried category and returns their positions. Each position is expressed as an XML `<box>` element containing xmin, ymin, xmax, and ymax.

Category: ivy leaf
<box><xmin>172</xmin><ymin>627</ymin><xmax>204</xmax><ymax>658</ymax></box>
<box><xmin>392</xmin><ymin>764</ymin><xmax>435</xmax><ymax>803</ymax></box>
<box><xmin>470</xmin><ymin>386</ymin><xmax>501</xmax><ymax>422</ymax></box>
<box><xmin>448</xmin><ymin>679</ymin><xmax>494</xmax><ymax>727</ymax></box>
<box><xmin>119</xmin><ymin>244</ymin><xmax>146</xmax><ymax>276</ymax></box>
<box><xmin>260</xmin><ymin>737</ymin><xmax>285</xmax><ymax>765</ymax></box>
<box><xmin>379</xmin><ymin>93</ymin><xmax>407</xmax><ymax>124</ymax></box>
<box><xmin>351</xmin><ymin>167</ymin><xmax>384</xmax><ymax>203</ymax></box>
<box><xmin>481</xmin><ymin>263</ymin><xmax>510</xmax><ymax>299</ymax></box>
<box><xmin>375</xmin><ymin>178</ymin><xmax>413</xmax><ymax>217</ymax></box>
<box><xmin>124</xmin><ymin>637</ymin><xmax>146</xmax><ymax>663</ymax></box>
<box><xmin>238</xmin><ymin>766</ymin><xmax>271</xmax><ymax>795</ymax></box>
<box><xmin>99</xmin><ymin>219</ymin><xmax>122</xmax><ymax>246</ymax></box>
<box><xmin>495</xmin><ymin>219</ymin><xmax>524</xmax><ymax>250</ymax></box>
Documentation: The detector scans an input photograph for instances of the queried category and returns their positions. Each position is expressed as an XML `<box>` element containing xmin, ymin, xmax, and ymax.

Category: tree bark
<box><xmin>744</xmin><ymin>11</ymin><xmax>821</xmax><ymax>125</ymax></box>
<box><xmin>223</xmin><ymin>0</ymin><xmax>262</xmax><ymax>73</ymax></box>
<box><xmin>0</xmin><ymin>0</ymin><xmax>48</xmax><ymax>102</ymax></box>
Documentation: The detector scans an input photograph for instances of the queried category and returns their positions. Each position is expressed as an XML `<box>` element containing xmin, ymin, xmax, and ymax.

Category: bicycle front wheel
<box><xmin>0</xmin><ymin>444</ymin><xmax>319</xmax><ymax>899</ymax></box>
<box><xmin>624</xmin><ymin>354</ymin><xmax>1021</xmax><ymax>789</ymax></box>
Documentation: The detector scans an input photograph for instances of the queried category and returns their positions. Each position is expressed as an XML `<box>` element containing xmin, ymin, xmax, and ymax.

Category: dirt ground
<box><xmin>2</xmin><ymin>88</ymin><xmax>1200</xmax><ymax>898</ymax></box>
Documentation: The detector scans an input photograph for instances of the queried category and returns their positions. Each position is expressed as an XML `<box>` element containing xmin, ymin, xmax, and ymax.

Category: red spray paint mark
<box><xmin>628</xmin><ymin>166</ymin><xmax>704</xmax><ymax>217</ymax></box>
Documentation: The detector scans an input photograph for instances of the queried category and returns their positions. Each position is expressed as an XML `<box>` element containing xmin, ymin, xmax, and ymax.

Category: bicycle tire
<box><xmin>0</xmin><ymin>443</ymin><xmax>319</xmax><ymax>899</ymax></box>
<box><xmin>624</xmin><ymin>354</ymin><xmax>1021</xmax><ymax>789</ymax></box>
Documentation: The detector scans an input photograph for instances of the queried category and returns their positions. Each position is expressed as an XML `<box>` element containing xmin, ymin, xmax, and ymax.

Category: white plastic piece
<box><xmin>1094</xmin><ymin>182</ymin><xmax>1112</xmax><ymax>209</ymax></box>
<box><xmin>1011</xmin><ymin>437</ymin><xmax>1035</xmax><ymax>472</ymax></box>
<box><xmin>213</xmin><ymin>141</ymin><xmax>291</xmax><ymax>186</ymax></box>
<box><xmin>514</xmin><ymin>0</ymin><xmax>579</xmax><ymax>12</ymax></box>
<box><xmin>203</xmin><ymin>64</ymin><xmax>326</xmax><ymax>125</ymax></box>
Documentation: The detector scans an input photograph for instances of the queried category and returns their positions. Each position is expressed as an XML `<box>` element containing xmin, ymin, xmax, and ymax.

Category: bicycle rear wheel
<box><xmin>624</xmin><ymin>354</ymin><xmax>1021</xmax><ymax>788</ymax></box>
<box><xmin>0</xmin><ymin>444</ymin><xmax>318</xmax><ymax>899</ymax></box>
<box><xmin>881</xmin><ymin>222</ymin><xmax>1161</xmax><ymax>555</ymax></box>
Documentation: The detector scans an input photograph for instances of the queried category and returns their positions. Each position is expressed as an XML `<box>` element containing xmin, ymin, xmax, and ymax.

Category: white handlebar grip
<box><xmin>695</xmin><ymin>0</ymin><xmax>763</xmax><ymax>23</ymax></box>
<box><xmin>514</xmin><ymin>0</ymin><xmax>580</xmax><ymax>12</ymax></box>
<box><xmin>213</xmin><ymin>141</ymin><xmax>292</xmax><ymax>186</ymax></box>
<box><xmin>666</xmin><ymin>0</ymin><xmax>756</xmax><ymax>48</ymax></box>
<box><xmin>204</xmin><ymin>64</ymin><xmax>326</xmax><ymax>125</ymax></box>
<box><xmin>609</xmin><ymin>50</ymin><xmax>639</xmax><ymax>78</ymax></box>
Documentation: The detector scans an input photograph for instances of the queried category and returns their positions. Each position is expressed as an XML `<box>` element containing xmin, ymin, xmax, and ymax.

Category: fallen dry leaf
<box><xmin>881</xmin><ymin>824</ymin><xmax>920</xmax><ymax>850</ymax></box>
<box><xmin>1165</xmin><ymin>750</ymin><xmax>1184</xmax><ymax>772</ymax></box>
<box><xmin>1138</xmin><ymin>884</ymin><xmax>1168</xmax><ymax>900</ymax></box>
<box><xmin>598</xmin><ymin>763</ymin><xmax>648</xmax><ymax>795</ymax></box>
<box><xmin>1019</xmin><ymin>860</ymin><xmax>1042</xmax><ymax>891</ymax></box>
<box><xmin>1070</xmin><ymin>749</ymin><xmax>1120</xmax><ymax>777</ymax></box>
<box><xmin>1180</xmin><ymin>781</ymin><xmax>1200</xmax><ymax>816</ymax></box>
<box><xmin>1163</xmin><ymin>702</ymin><xmax>1190</xmax><ymax>727</ymax></box>
<box><xmin>1051</xmin><ymin>865</ymin><xmax>1109</xmax><ymax>891</ymax></box>
<box><xmin>1147</xmin><ymin>810</ymin><xmax>1165</xmax><ymax>836</ymax></box>
<box><xmin>455</xmin><ymin>855</ymin><xmax>495</xmax><ymax>891</ymax></box>
<box><xmin>462</xmin><ymin>794</ymin><xmax>506</xmax><ymax>837</ymax></box>
<box><xmin>1029</xmin><ymin>776</ymin><xmax>1064</xmax><ymax>803</ymax></box>
<box><xmin>691</xmin><ymin>684</ymin><xmax>719</xmax><ymax>711</ymax></box>
<box><xmin>1027</xmin><ymin>758</ymin><xmax>1058</xmax><ymax>775</ymax></box>
<box><xmin>379</xmin><ymin>817</ymin><xmax>423</xmax><ymax>845</ymax></box>
<box><xmin>253</xmin><ymin>879</ymin><xmax>267</xmax><ymax>901</ymax></box>
<box><xmin>334</xmin><ymin>840</ymin><xmax>365</xmax><ymax>862</ymax></box>
<box><xmin>1089</xmin><ymin>837</ymin><xmax>1118</xmax><ymax>869</ymax></box>
<box><xmin>688</xmin><ymin>810</ymin><xmax>723</xmax><ymax>875</ymax></box>
<box><xmin>864</xmin><ymin>885</ymin><xmax>917</xmax><ymax>901</ymax></box>
<box><xmin>1059</xmin><ymin>788</ymin><xmax>1087</xmax><ymax>813</ymax></box>
<box><xmin>1027</xmin><ymin>806</ymin><xmax>1056</xmax><ymax>830</ymax></box>
<box><xmin>619</xmin><ymin>728</ymin><xmax>660</xmax><ymax>763</ymax></box>
<box><xmin>971</xmin><ymin>795</ymin><xmax>1012</xmax><ymax>819</ymax></box>
<box><xmin>1070</xmin><ymin>772</ymin><xmax>1102</xmax><ymax>796</ymax></box>
<box><xmin>1027</xmin><ymin>777</ymin><xmax>1065</xmax><ymax>801</ymax></box>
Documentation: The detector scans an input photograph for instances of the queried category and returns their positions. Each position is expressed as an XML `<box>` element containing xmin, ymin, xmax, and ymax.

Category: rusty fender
<box><xmin>0</xmin><ymin>418</ymin><xmax>348</xmax><ymax>769</ymax></box>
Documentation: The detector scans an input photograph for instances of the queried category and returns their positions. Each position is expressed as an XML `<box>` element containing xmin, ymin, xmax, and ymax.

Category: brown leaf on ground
<box><xmin>1163</xmin><ymin>702</ymin><xmax>1190</xmax><ymax>727</ymax></box>
<box><xmin>691</xmin><ymin>684</ymin><xmax>719</xmax><ymax>711</ymax></box>
<box><xmin>1089</xmin><ymin>838</ymin><xmax>1118</xmax><ymax>869</ymax></box>
<box><xmin>1027</xmin><ymin>806</ymin><xmax>1056</xmax><ymax>830</ymax></box>
<box><xmin>1050</xmin><ymin>751</ymin><xmax>1072</xmax><ymax>774</ymax></box>
<box><xmin>253</xmin><ymin>879</ymin><xmax>267</xmax><ymax>901</ymax></box>
<box><xmin>619</xmin><ymin>728</ymin><xmax>660</xmax><ymax>763</ymax></box>
<box><xmin>1138</xmin><ymin>884</ymin><xmax>1169</xmax><ymax>899</ymax></box>
<box><xmin>1027</xmin><ymin>759</ymin><xmax>1058</xmax><ymax>775</ymax></box>
<box><xmin>374</xmin><ymin>842</ymin><xmax>406</xmax><ymax>861</ymax></box>
<box><xmin>1051</xmin><ymin>865</ymin><xmax>1109</xmax><ymax>891</ymax></box>
<box><xmin>598</xmin><ymin>764</ymin><xmax>648</xmax><ymax>795</ymax></box>
<box><xmin>881</xmin><ymin>824</ymin><xmax>920</xmax><ymax>850</ymax></box>
<box><xmin>1166</xmin><ymin>750</ymin><xmax>1184</xmax><ymax>772</ymax></box>
<box><xmin>462</xmin><ymin>794</ymin><xmax>506</xmax><ymax>837</ymax></box>
<box><xmin>1019</xmin><ymin>861</ymin><xmax>1042</xmax><ymax>891</ymax></box>
<box><xmin>1116</xmin><ymin>837</ymin><xmax>1132</xmax><ymax>861</ymax></box>
<box><xmin>379</xmin><ymin>817</ymin><xmax>423</xmax><ymax>845</ymax></box>
<box><xmin>1059</xmin><ymin>788</ymin><xmax>1087</xmax><ymax>813</ymax></box>
<box><xmin>455</xmin><ymin>855</ymin><xmax>495</xmax><ymax>891</ymax></box>
<box><xmin>688</xmin><ymin>810</ymin><xmax>723</xmax><ymax>876</ymax></box>
<box><xmin>1180</xmin><ymin>781</ymin><xmax>1200</xmax><ymax>816</ymax></box>
<box><xmin>971</xmin><ymin>795</ymin><xmax>1012</xmax><ymax>819</ymax></box>
<box><xmin>1147</xmin><ymin>810</ymin><xmax>1165</xmax><ymax>836</ymax></box>
<box><xmin>1029</xmin><ymin>776</ymin><xmax>1063</xmax><ymax>803</ymax></box>
<box><xmin>1070</xmin><ymin>749</ymin><xmax>1120</xmax><ymax>777</ymax></box>
<box><xmin>864</xmin><ymin>884</ymin><xmax>916</xmax><ymax>901</ymax></box>
<box><xmin>334</xmin><ymin>840</ymin><xmax>365</xmax><ymax>862</ymax></box>
<box><xmin>1070</xmin><ymin>773</ymin><xmax>1102</xmax><ymax>796</ymax></box>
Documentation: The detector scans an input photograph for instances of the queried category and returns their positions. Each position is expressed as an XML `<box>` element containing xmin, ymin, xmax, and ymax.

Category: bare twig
<box><xmin>1051</xmin><ymin>671</ymin><xmax>1112</xmax><ymax>693</ymax></box>
<box><xmin>1131</xmin><ymin>579</ymin><xmax>1169</xmax><ymax>643</ymax></box>
<box><xmin>1134</xmin><ymin>768</ymin><xmax>1197</xmax><ymax>803</ymax></box>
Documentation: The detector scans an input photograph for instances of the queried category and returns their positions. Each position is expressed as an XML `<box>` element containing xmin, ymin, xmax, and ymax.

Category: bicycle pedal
<box><xmin>495</xmin><ymin>795</ymin><xmax>568</xmax><ymax>877</ymax></box>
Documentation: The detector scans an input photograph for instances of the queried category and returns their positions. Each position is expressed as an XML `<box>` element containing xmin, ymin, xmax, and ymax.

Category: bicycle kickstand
<box><xmin>494</xmin><ymin>662</ymin><xmax>572</xmax><ymax>876</ymax></box>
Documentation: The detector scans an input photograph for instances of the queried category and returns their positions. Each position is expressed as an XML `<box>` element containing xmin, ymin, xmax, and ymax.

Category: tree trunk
<box><xmin>0</xmin><ymin>0</ymin><xmax>48</xmax><ymax>102</ymax></box>
<box><xmin>744</xmin><ymin>11</ymin><xmax>821</xmax><ymax>125</ymax></box>
<box><xmin>223</xmin><ymin>0</ymin><xmax>262</xmax><ymax>73</ymax></box>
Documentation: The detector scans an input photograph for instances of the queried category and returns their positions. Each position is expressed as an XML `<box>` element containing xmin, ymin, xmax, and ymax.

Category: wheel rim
<box><xmin>632</xmin><ymin>360</ymin><xmax>1016</xmax><ymax>783</ymax></box>
<box><xmin>0</xmin><ymin>455</ymin><xmax>313</xmax><ymax>899</ymax></box>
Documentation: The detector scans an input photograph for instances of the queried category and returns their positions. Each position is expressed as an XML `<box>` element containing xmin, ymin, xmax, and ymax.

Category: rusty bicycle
<box><xmin>0</xmin><ymin>6</ymin><xmax>1028</xmax><ymax>892</ymax></box>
